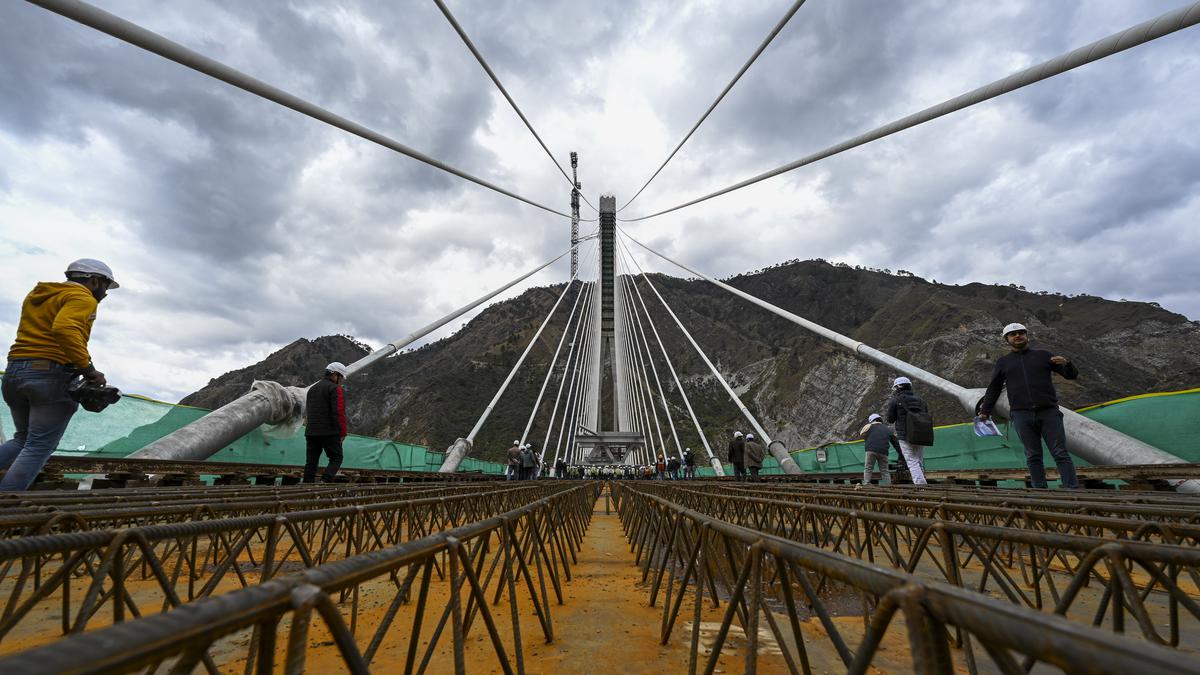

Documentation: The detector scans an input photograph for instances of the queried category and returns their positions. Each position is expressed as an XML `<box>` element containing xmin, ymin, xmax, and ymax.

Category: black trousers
<box><xmin>304</xmin><ymin>434</ymin><xmax>343</xmax><ymax>483</ymax></box>
<box><xmin>733</xmin><ymin>462</ymin><xmax>747</xmax><ymax>480</ymax></box>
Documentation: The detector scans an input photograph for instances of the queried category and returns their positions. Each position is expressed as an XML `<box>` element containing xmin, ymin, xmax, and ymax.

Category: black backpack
<box><xmin>897</xmin><ymin>393</ymin><xmax>935</xmax><ymax>446</ymax></box>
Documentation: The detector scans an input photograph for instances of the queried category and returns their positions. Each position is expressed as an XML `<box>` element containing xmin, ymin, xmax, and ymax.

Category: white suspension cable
<box><xmin>565</xmin><ymin>278</ymin><xmax>599</xmax><ymax>463</ymax></box>
<box><xmin>431</xmin><ymin>0</ymin><xmax>599</xmax><ymax>213</ymax></box>
<box><xmin>613</xmin><ymin>244</ymin><xmax>724</xmax><ymax>475</ymax></box>
<box><xmin>620</xmin><ymin>259</ymin><xmax>685</xmax><ymax>461</ymax></box>
<box><xmin>520</xmin><ymin>267</ymin><xmax>592</xmax><ymax>453</ymax></box>
<box><xmin>619</xmin><ymin>269</ymin><xmax>660</xmax><ymax>460</ymax></box>
<box><xmin>618</xmin><ymin>235</ymin><xmax>801</xmax><ymax>474</ymax></box>
<box><xmin>549</xmin><ymin>280</ymin><xmax>595</xmax><ymax>468</ymax></box>
<box><xmin>31</xmin><ymin>0</ymin><xmax>573</xmax><ymax>219</ymax></box>
<box><xmin>350</xmin><ymin>247</ymin><xmax>572</xmax><ymax>375</ymax></box>
<box><xmin>546</xmin><ymin>281</ymin><xmax>594</xmax><ymax>470</ymax></box>
<box><xmin>618</xmin><ymin>259</ymin><xmax>670</xmax><ymax>461</ymax></box>
<box><xmin>618</xmin><ymin>0</ymin><xmax>807</xmax><ymax>213</ymax></box>
<box><xmin>622</xmin><ymin>1</ymin><xmax>1200</xmax><ymax>221</ymax></box>
<box><xmin>523</xmin><ymin>239</ymin><xmax>596</xmax><ymax>454</ymax></box>
<box><xmin>439</xmin><ymin>266</ymin><xmax>577</xmax><ymax>471</ymax></box>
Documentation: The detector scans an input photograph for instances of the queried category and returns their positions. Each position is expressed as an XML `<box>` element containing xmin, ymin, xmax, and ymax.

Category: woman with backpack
<box><xmin>885</xmin><ymin>376</ymin><xmax>934</xmax><ymax>485</ymax></box>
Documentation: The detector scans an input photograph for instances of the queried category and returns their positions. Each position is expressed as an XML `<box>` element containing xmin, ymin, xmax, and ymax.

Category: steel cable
<box><xmin>622</xmin><ymin>1</ymin><xmax>1200</xmax><ymax>221</ymax></box>
<box><xmin>618</xmin><ymin>0</ymin><xmax>807</xmax><ymax>213</ymax></box>
<box><xmin>431</xmin><ymin>0</ymin><xmax>599</xmax><ymax>213</ymax></box>
<box><xmin>29</xmin><ymin>0</ymin><xmax>573</xmax><ymax>219</ymax></box>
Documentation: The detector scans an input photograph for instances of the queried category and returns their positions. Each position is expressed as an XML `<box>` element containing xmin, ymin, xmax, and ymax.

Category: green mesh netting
<box><xmin>692</xmin><ymin>388</ymin><xmax>1200</xmax><ymax>478</ymax></box>
<box><xmin>0</xmin><ymin>379</ymin><xmax>506</xmax><ymax>475</ymax></box>
<box><xmin>2</xmin><ymin>376</ymin><xmax>1195</xmax><ymax>478</ymax></box>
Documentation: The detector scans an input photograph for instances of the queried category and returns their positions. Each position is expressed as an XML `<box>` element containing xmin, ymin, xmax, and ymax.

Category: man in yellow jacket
<box><xmin>0</xmin><ymin>259</ymin><xmax>118</xmax><ymax>490</ymax></box>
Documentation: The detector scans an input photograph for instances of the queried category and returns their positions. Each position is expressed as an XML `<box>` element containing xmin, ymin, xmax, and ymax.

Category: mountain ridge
<box><xmin>181</xmin><ymin>259</ymin><xmax>1200</xmax><ymax>463</ymax></box>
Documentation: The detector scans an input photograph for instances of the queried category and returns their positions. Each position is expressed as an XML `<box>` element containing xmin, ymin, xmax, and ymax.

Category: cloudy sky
<box><xmin>2</xmin><ymin>0</ymin><xmax>1198</xmax><ymax>402</ymax></box>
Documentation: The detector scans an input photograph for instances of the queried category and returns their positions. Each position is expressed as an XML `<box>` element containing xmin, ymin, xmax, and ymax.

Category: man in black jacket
<box><xmin>979</xmin><ymin>323</ymin><xmax>1079</xmax><ymax>489</ymax></box>
<box><xmin>744</xmin><ymin>433</ymin><xmax>766</xmax><ymax>482</ymax></box>
<box><xmin>304</xmin><ymin>362</ymin><xmax>348</xmax><ymax>483</ymax></box>
<box><xmin>860</xmin><ymin>414</ymin><xmax>901</xmax><ymax>486</ymax></box>
<box><xmin>885</xmin><ymin>377</ymin><xmax>929</xmax><ymax>485</ymax></box>
<box><xmin>727</xmin><ymin>431</ymin><xmax>746</xmax><ymax>481</ymax></box>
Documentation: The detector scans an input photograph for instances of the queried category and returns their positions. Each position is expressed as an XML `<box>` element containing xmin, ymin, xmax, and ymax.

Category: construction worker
<box><xmin>506</xmin><ymin>440</ymin><xmax>522</xmax><ymax>480</ymax></box>
<box><xmin>745</xmin><ymin>433</ymin><xmax>766</xmax><ymax>482</ymax></box>
<box><xmin>682</xmin><ymin>447</ymin><xmax>696</xmax><ymax>479</ymax></box>
<box><xmin>860</xmin><ymin>413</ymin><xmax>901</xmax><ymax>486</ymax></box>
<box><xmin>0</xmin><ymin>259</ymin><xmax>119</xmax><ymax>490</ymax></box>
<box><xmin>303</xmin><ymin>362</ymin><xmax>348</xmax><ymax>483</ymax></box>
<box><xmin>728</xmin><ymin>430</ymin><xmax>746</xmax><ymax>480</ymax></box>
<box><xmin>886</xmin><ymin>377</ymin><xmax>933</xmax><ymax>485</ymax></box>
<box><xmin>519</xmin><ymin>444</ymin><xmax>537</xmax><ymax>480</ymax></box>
<box><xmin>979</xmin><ymin>323</ymin><xmax>1080</xmax><ymax>489</ymax></box>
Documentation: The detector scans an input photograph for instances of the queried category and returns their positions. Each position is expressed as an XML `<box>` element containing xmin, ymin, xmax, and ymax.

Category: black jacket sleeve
<box><xmin>885</xmin><ymin>397</ymin><xmax>898</xmax><ymax>424</ymax></box>
<box><xmin>979</xmin><ymin>359</ymin><xmax>1007</xmax><ymax>415</ymax></box>
<box><xmin>1052</xmin><ymin>358</ymin><xmax>1079</xmax><ymax>380</ymax></box>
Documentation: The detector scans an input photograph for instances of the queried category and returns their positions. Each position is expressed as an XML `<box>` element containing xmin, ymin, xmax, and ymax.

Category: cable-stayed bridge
<box><xmin>3</xmin><ymin>1</ymin><xmax>1200</xmax><ymax>672</ymax></box>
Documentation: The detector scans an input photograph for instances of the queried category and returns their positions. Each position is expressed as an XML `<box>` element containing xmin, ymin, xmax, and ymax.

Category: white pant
<box><xmin>898</xmin><ymin>439</ymin><xmax>926</xmax><ymax>485</ymax></box>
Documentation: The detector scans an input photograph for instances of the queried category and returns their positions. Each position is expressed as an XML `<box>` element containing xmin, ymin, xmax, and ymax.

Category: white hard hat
<box><xmin>66</xmin><ymin>258</ymin><xmax>119</xmax><ymax>288</ymax></box>
<box><xmin>734</xmin><ymin>431</ymin><xmax>743</xmax><ymax>438</ymax></box>
<box><xmin>868</xmin><ymin>413</ymin><xmax>882</xmax><ymax>423</ymax></box>
<box><xmin>746</xmin><ymin>433</ymin><xmax>755</xmax><ymax>440</ymax></box>
<box><xmin>1002</xmin><ymin>322</ymin><xmax>1027</xmax><ymax>337</ymax></box>
<box><xmin>893</xmin><ymin>376</ymin><xmax>912</xmax><ymax>387</ymax></box>
<box><xmin>513</xmin><ymin>440</ymin><xmax>521</xmax><ymax>446</ymax></box>
<box><xmin>325</xmin><ymin>362</ymin><xmax>349</xmax><ymax>377</ymax></box>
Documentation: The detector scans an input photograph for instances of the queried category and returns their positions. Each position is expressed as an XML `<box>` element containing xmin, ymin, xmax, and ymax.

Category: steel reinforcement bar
<box><xmin>0</xmin><ymin>483</ymin><xmax>506</xmax><ymax>536</ymax></box>
<box><xmin>0</xmin><ymin>482</ymin><xmax>600</xmax><ymax>674</ymax></box>
<box><xmin>719</xmin><ymin>483</ymin><xmax>1200</xmax><ymax>542</ymax></box>
<box><xmin>0</xmin><ymin>483</ymin><xmax>579</xmax><ymax>651</ymax></box>
<box><xmin>611</xmin><ymin>482</ymin><xmax>1200</xmax><ymax>675</ymax></box>
<box><xmin>643</xmin><ymin>483</ymin><xmax>1200</xmax><ymax>648</ymax></box>
<box><xmin>728</xmin><ymin>481</ymin><xmax>1200</xmax><ymax>524</ymax></box>
<box><xmin>29</xmin><ymin>455</ymin><xmax>503</xmax><ymax>488</ymax></box>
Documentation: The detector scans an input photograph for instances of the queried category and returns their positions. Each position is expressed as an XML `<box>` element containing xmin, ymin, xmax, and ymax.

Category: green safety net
<box><xmin>1</xmin><ymin>376</ymin><xmax>1196</xmax><ymax>479</ymax></box>
<box><xmin>693</xmin><ymin>388</ymin><xmax>1200</xmax><ymax>479</ymax></box>
<box><xmin>0</xmin><ymin>379</ymin><xmax>507</xmax><ymax>475</ymax></box>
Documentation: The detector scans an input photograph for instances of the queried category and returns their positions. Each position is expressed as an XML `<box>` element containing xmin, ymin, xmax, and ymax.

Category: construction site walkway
<box><xmin>531</xmin><ymin>492</ymin><xmax>706</xmax><ymax>673</ymax></box>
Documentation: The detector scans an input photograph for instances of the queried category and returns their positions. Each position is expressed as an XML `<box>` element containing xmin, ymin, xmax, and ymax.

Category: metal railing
<box><xmin>0</xmin><ymin>482</ymin><xmax>598</xmax><ymax>673</ymax></box>
<box><xmin>612</xmin><ymin>482</ymin><xmax>1200</xmax><ymax>674</ymax></box>
<box><xmin>0</xmin><ymin>483</ymin><xmax>570</xmax><ymax>651</ymax></box>
<box><xmin>644</xmin><ymin>483</ymin><xmax>1200</xmax><ymax>647</ymax></box>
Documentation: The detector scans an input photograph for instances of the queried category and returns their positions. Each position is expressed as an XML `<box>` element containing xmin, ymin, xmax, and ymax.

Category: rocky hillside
<box><xmin>180</xmin><ymin>335</ymin><xmax>369</xmax><ymax>409</ymax></box>
<box><xmin>182</xmin><ymin>260</ymin><xmax>1200</xmax><ymax>463</ymax></box>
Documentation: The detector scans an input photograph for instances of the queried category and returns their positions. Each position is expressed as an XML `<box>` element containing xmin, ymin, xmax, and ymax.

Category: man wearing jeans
<box><xmin>979</xmin><ymin>323</ymin><xmax>1080</xmax><ymax>489</ymax></box>
<box><xmin>1</xmin><ymin>259</ymin><xmax>118</xmax><ymax>490</ymax></box>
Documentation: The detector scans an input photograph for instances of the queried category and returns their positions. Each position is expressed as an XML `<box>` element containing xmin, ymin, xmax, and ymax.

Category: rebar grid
<box><xmin>0</xmin><ymin>483</ymin><xmax>505</xmax><ymax>536</ymax></box>
<box><xmin>640</xmin><ymin>483</ymin><xmax>1200</xmax><ymax>648</ymax></box>
<box><xmin>0</xmin><ymin>482</ymin><xmax>598</xmax><ymax>674</ymax></box>
<box><xmin>732</xmin><ymin>481</ymin><xmax>1200</xmax><ymax>524</ymax></box>
<box><xmin>0</xmin><ymin>483</ymin><xmax>565</xmax><ymax>650</ymax></box>
<box><xmin>612</xmin><ymin>482</ymin><xmax>1200</xmax><ymax>675</ymax></box>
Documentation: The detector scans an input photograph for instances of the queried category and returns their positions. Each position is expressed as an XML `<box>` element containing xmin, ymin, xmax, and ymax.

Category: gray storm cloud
<box><xmin>1</xmin><ymin>0</ymin><xmax>1197</xmax><ymax>401</ymax></box>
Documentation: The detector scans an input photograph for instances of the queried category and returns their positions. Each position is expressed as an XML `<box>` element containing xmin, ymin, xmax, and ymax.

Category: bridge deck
<box><xmin>0</xmin><ymin>475</ymin><xmax>1197</xmax><ymax>673</ymax></box>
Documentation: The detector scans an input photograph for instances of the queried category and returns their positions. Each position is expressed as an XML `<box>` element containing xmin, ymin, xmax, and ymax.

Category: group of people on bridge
<box><xmin>0</xmin><ymin>260</ymin><xmax>1083</xmax><ymax>493</ymax></box>
<box><xmin>859</xmin><ymin>322</ymin><xmax>1080</xmax><ymax>489</ymax></box>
